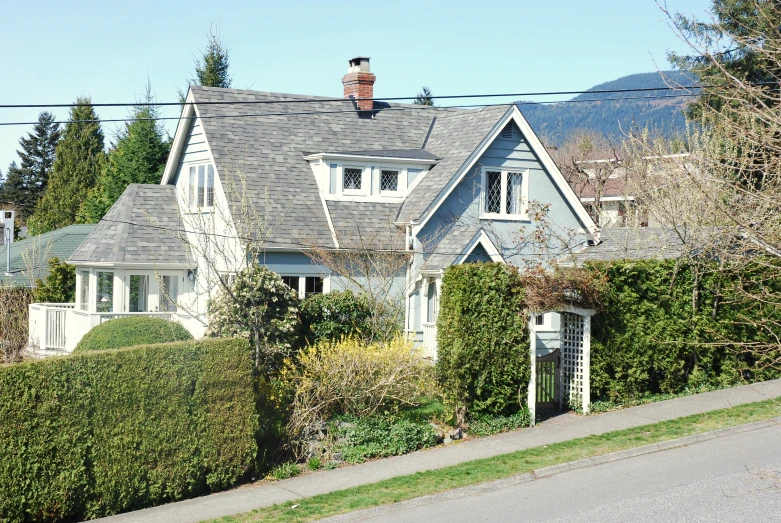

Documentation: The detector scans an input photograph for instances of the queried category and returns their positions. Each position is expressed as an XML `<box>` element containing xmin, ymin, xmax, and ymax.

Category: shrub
<box><xmin>585</xmin><ymin>259</ymin><xmax>776</xmax><ymax>401</ymax></box>
<box><xmin>33</xmin><ymin>257</ymin><xmax>75</xmax><ymax>303</ymax></box>
<box><xmin>436</xmin><ymin>263</ymin><xmax>530</xmax><ymax>421</ymax></box>
<box><xmin>335</xmin><ymin>416</ymin><xmax>438</xmax><ymax>463</ymax></box>
<box><xmin>207</xmin><ymin>264</ymin><xmax>300</xmax><ymax>372</ymax></box>
<box><xmin>0</xmin><ymin>338</ymin><xmax>257</xmax><ymax>522</ymax></box>
<box><xmin>467</xmin><ymin>409</ymin><xmax>532</xmax><ymax>437</ymax></box>
<box><xmin>307</xmin><ymin>457</ymin><xmax>322</xmax><ymax>471</ymax></box>
<box><xmin>269</xmin><ymin>462</ymin><xmax>301</xmax><ymax>480</ymax></box>
<box><xmin>74</xmin><ymin>316</ymin><xmax>193</xmax><ymax>352</ymax></box>
<box><xmin>301</xmin><ymin>290</ymin><xmax>373</xmax><ymax>344</ymax></box>
<box><xmin>284</xmin><ymin>336</ymin><xmax>436</xmax><ymax>458</ymax></box>
<box><xmin>0</xmin><ymin>285</ymin><xmax>33</xmax><ymax>363</ymax></box>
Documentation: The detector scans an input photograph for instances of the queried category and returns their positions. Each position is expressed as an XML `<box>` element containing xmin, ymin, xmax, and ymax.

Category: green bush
<box><xmin>335</xmin><ymin>416</ymin><xmax>438</xmax><ymax>463</ymax></box>
<box><xmin>467</xmin><ymin>409</ymin><xmax>532</xmax><ymax>437</ymax></box>
<box><xmin>74</xmin><ymin>316</ymin><xmax>193</xmax><ymax>352</ymax></box>
<box><xmin>301</xmin><ymin>290</ymin><xmax>373</xmax><ymax>344</ymax></box>
<box><xmin>0</xmin><ymin>338</ymin><xmax>258</xmax><ymax>522</ymax></box>
<box><xmin>436</xmin><ymin>263</ymin><xmax>530</xmax><ymax>418</ymax></box>
<box><xmin>587</xmin><ymin>259</ymin><xmax>781</xmax><ymax>401</ymax></box>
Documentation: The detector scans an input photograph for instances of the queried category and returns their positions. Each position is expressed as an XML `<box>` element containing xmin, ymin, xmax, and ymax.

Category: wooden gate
<box><xmin>535</xmin><ymin>349</ymin><xmax>560</xmax><ymax>411</ymax></box>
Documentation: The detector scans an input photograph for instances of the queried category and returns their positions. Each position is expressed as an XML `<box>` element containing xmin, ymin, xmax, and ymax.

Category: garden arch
<box><xmin>527</xmin><ymin>305</ymin><xmax>594</xmax><ymax>424</ymax></box>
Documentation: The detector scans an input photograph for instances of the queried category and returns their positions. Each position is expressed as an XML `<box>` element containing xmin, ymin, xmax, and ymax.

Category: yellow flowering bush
<box><xmin>284</xmin><ymin>336</ymin><xmax>436</xmax><ymax>457</ymax></box>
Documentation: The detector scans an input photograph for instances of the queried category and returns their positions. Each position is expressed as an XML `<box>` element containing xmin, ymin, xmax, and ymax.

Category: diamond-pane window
<box><xmin>343</xmin><ymin>168</ymin><xmax>362</xmax><ymax>191</ymax></box>
<box><xmin>485</xmin><ymin>171</ymin><xmax>502</xmax><ymax>214</ymax></box>
<box><xmin>380</xmin><ymin>170</ymin><xmax>399</xmax><ymax>192</ymax></box>
<box><xmin>507</xmin><ymin>172</ymin><xmax>523</xmax><ymax>214</ymax></box>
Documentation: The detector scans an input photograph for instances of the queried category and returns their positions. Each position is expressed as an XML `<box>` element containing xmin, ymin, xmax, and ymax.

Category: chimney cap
<box><xmin>348</xmin><ymin>57</ymin><xmax>371</xmax><ymax>73</ymax></box>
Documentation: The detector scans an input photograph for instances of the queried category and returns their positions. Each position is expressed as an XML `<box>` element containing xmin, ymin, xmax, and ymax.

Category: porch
<box><xmin>28</xmin><ymin>303</ymin><xmax>178</xmax><ymax>354</ymax></box>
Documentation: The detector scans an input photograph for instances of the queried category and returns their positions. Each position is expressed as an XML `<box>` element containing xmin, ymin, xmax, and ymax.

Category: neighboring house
<box><xmin>29</xmin><ymin>57</ymin><xmax>598</xmax><ymax>360</ymax></box>
<box><xmin>558</xmin><ymin>226</ymin><xmax>686</xmax><ymax>267</ymax></box>
<box><xmin>0</xmin><ymin>224</ymin><xmax>96</xmax><ymax>287</ymax></box>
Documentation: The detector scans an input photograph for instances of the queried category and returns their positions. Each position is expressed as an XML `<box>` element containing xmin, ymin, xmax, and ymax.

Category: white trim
<box><xmin>161</xmin><ymin>91</ymin><xmax>195</xmax><ymax>185</ymax></box>
<box><xmin>453</xmin><ymin>229</ymin><xmax>504</xmax><ymax>265</ymax></box>
<box><xmin>67</xmin><ymin>261</ymin><xmax>194</xmax><ymax>269</ymax></box>
<box><xmin>341</xmin><ymin>165</ymin><xmax>369</xmax><ymax>196</ymax></box>
<box><xmin>319</xmin><ymin>192</ymin><xmax>340</xmax><ymax>249</ymax></box>
<box><xmin>533</xmin><ymin>312</ymin><xmax>555</xmax><ymax>331</ymax></box>
<box><xmin>580</xmin><ymin>196</ymin><xmax>636</xmax><ymax>203</ymax></box>
<box><xmin>304</xmin><ymin>152</ymin><xmax>438</xmax><ymax>166</ymax></box>
<box><xmin>413</xmin><ymin>106</ymin><xmax>599</xmax><ymax>240</ymax></box>
<box><xmin>479</xmin><ymin>166</ymin><xmax>530</xmax><ymax>221</ymax></box>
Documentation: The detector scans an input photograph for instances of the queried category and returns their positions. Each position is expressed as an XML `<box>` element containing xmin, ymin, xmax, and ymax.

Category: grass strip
<box><xmin>209</xmin><ymin>399</ymin><xmax>781</xmax><ymax>523</ymax></box>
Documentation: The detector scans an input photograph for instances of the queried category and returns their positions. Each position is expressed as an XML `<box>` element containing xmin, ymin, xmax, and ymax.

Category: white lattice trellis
<box><xmin>561</xmin><ymin>312</ymin><xmax>585</xmax><ymax>408</ymax></box>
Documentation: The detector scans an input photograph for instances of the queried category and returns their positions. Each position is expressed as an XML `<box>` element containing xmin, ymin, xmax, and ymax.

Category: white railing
<box><xmin>45</xmin><ymin>308</ymin><xmax>68</xmax><ymax>350</ymax></box>
<box><xmin>422</xmin><ymin>322</ymin><xmax>437</xmax><ymax>359</ymax></box>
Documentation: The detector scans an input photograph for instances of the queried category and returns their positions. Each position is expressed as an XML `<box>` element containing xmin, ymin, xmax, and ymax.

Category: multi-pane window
<box><xmin>305</xmin><ymin>276</ymin><xmax>323</xmax><ymax>297</ymax></box>
<box><xmin>96</xmin><ymin>271</ymin><xmax>114</xmax><ymax>313</ymax></box>
<box><xmin>482</xmin><ymin>168</ymin><xmax>527</xmax><ymax>217</ymax></box>
<box><xmin>281</xmin><ymin>275</ymin><xmax>324</xmax><ymax>298</ymax></box>
<box><xmin>535</xmin><ymin>314</ymin><xmax>545</xmax><ymax>326</ymax></box>
<box><xmin>343</xmin><ymin>168</ymin><xmax>363</xmax><ymax>191</ymax></box>
<box><xmin>189</xmin><ymin>164</ymin><xmax>215</xmax><ymax>208</ymax></box>
<box><xmin>79</xmin><ymin>270</ymin><xmax>89</xmax><ymax>311</ymax></box>
<box><xmin>380</xmin><ymin>170</ymin><xmax>399</xmax><ymax>192</ymax></box>
<box><xmin>282</xmin><ymin>276</ymin><xmax>299</xmax><ymax>292</ymax></box>
<box><xmin>484</xmin><ymin>171</ymin><xmax>502</xmax><ymax>214</ymax></box>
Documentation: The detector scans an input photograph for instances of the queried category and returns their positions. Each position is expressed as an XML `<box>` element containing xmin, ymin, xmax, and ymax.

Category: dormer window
<box><xmin>480</xmin><ymin>166</ymin><xmax>529</xmax><ymax>220</ymax></box>
<box><xmin>343</xmin><ymin>168</ymin><xmax>363</xmax><ymax>192</ymax></box>
<box><xmin>188</xmin><ymin>163</ymin><xmax>215</xmax><ymax>209</ymax></box>
<box><xmin>380</xmin><ymin>169</ymin><xmax>399</xmax><ymax>193</ymax></box>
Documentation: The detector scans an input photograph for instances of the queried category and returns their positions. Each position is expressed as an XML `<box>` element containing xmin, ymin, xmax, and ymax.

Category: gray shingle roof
<box><xmin>319</xmin><ymin>149</ymin><xmax>440</xmax><ymax>160</ymax></box>
<box><xmin>188</xmin><ymin>87</ymin><xmax>509</xmax><ymax>248</ymax></box>
<box><xmin>70</xmin><ymin>184</ymin><xmax>191</xmax><ymax>265</ymax></box>
<box><xmin>0</xmin><ymin>224</ymin><xmax>96</xmax><ymax>287</ymax></box>
<box><xmin>326</xmin><ymin>200</ymin><xmax>404</xmax><ymax>250</ymax></box>
<box><xmin>563</xmin><ymin>227</ymin><xmax>685</xmax><ymax>265</ymax></box>
<box><xmin>420</xmin><ymin>225</ymin><xmax>482</xmax><ymax>272</ymax></box>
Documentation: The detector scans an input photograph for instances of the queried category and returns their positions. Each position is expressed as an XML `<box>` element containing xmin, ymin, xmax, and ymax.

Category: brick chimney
<box><xmin>342</xmin><ymin>57</ymin><xmax>375</xmax><ymax>111</ymax></box>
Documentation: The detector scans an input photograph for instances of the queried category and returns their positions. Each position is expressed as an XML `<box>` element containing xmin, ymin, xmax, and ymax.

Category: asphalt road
<box><xmin>336</xmin><ymin>422</ymin><xmax>781</xmax><ymax>522</ymax></box>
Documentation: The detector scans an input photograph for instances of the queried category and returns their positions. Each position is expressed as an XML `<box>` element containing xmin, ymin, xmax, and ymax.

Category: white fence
<box><xmin>421</xmin><ymin>322</ymin><xmax>438</xmax><ymax>359</ymax></box>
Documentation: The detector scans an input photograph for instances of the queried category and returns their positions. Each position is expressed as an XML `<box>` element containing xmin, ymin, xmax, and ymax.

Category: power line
<box><xmin>0</xmin><ymin>84</ymin><xmax>710</xmax><ymax>110</ymax></box>
<box><xmin>0</xmin><ymin>93</ymin><xmax>701</xmax><ymax>127</ymax></box>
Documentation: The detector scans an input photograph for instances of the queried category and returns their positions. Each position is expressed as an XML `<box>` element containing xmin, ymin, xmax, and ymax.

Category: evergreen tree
<box><xmin>27</xmin><ymin>99</ymin><xmax>105</xmax><ymax>235</ymax></box>
<box><xmin>82</xmin><ymin>89</ymin><xmax>170</xmax><ymax>222</ymax></box>
<box><xmin>413</xmin><ymin>86</ymin><xmax>434</xmax><ymax>106</ymax></box>
<box><xmin>179</xmin><ymin>25</ymin><xmax>232</xmax><ymax>101</ymax></box>
<box><xmin>0</xmin><ymin>113</ymin><xmax>61</xmax><ymax>220</ymax></box>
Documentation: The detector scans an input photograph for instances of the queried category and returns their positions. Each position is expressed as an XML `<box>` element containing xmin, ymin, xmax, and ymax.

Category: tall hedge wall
<box><xmin>0</xmin><ymin>338</ymin><xmax>258</xmax><ymax>522</ymax></box>
<box><xmin>588</xmin><ymin>259</ymin><xmax>781</xmax><ymax>400</ymax></box>
<box><xmin>436</xmin><ymin>263</ymin><xmax>530</xmax><ymax>416</ymax></box>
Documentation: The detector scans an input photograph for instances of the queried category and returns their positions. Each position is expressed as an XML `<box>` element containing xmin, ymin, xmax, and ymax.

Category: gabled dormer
<box><xmin>304</xmin><ymin>150</ymin><xmax>439</xmax><ymax>203</ymax></box>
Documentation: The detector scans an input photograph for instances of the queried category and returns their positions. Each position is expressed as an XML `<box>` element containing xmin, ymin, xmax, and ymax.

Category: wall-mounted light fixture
<box><xmin>187</xmin><ymin>269</ymin><xmax>197</xmax><ymax>282</ymax></box>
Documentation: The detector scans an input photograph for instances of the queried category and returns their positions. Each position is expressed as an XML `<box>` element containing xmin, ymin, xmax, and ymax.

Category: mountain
<box><xmin>519</xmin><ymin>71</ymin><xmax>697</xmax><ymax>145</ymax></box>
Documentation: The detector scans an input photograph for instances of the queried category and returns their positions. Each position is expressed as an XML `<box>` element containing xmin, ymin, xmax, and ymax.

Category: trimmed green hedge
<box><xmin>436</xmin><ymin>263</ymin><xmax>530</xmax><ymax>416</ymax></box>
<box><xmin>0</xmin><ymin>338</ymin><xmax>258</xmax><ymax>522</ymax></box>
<box><xmin>588</xmin><ymin>259</ymin><xmax>781</xmax><ymax>400</ymax></box>
<box><xmin>74</xmin><ymin>316</ymin><xmax>193</xmax><ymax>352</ymax></box>
<box><xmin>301</xmin><ymin>290</ymin><xmax>373</xmax><ymax>344</ymax></box>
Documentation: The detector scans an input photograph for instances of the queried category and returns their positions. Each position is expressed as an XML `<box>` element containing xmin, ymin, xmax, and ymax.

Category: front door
<box><xmin>536</xmin><ymin>349</ymin><xmax>560</xmax><ymax>411</ymax></box>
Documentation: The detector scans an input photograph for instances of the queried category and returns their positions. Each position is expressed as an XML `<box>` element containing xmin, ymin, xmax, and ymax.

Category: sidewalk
<box><xmin>95</xmin><ymin>379</ymin><xmax>781</xmax><ymax>523</ymax></box>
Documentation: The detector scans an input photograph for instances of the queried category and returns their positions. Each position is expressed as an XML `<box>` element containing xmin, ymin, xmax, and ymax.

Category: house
<box><xmin>1</xmin><ymin>224</ymin><xmax>96</xmax><ymax>287</ymax></box>
<box><xmin>29</xmin><ymin>57</ymin><xmax>598</xmax><ymax>365</ymax></box>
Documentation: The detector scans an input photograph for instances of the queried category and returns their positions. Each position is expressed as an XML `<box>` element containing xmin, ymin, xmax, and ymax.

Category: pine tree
<box><xmin>179</xmin><ymin>25</ymin><xmax>232</xmax><ymax>101</ymax></box>
<box><xmin>17</xmin><ymin>112</ymin><xmax>61</xmax><ymax>208</ymax></box>
<box><xmin>413</xmin><ymin>86</ymin><xmax>434</xmax><ymax>106</ymax></box>
<box><xmin>0</xmin><ymin>162</ymin><xmax>26</xmax><ymax>216</ymax></box>
<box><xmin>81</xmin><ymin>89</ymin><xmax>170</xmax><ymax>222</ymax></box>
<box><xmin>27</xmin><ymin>99</ymin><xmax>105</xmax><ymax>235</ymax></box>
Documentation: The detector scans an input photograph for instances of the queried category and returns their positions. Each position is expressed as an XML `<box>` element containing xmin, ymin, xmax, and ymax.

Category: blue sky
<box><xmin>1</xmin><ymin>0</ymin><xmax>713</xmax><ymax>172</ymax></box>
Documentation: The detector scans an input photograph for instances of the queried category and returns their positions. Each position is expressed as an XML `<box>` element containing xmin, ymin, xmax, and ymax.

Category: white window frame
<box><xmin>187</xmin><ymin>162</ymin><xmax>215</xmax><ymax>211</ymax></box>
<box><xmin>378</xmin><ymin>167</ymin><xmax>403</xmax><ymax>196</ymax></box>
<box><xmin>280</xmin><ymin>274</ymin><xmax>330</xmax><ymax>299</ymax></box>
<box><xmin>480</xmin><ymin>166</ymin><xmax>529</xmax><ymax>220</ymax></box>
<box><xmin>341</xmin><ymin>166</ymin><xmax>368</xmax><ymax>196</ymax></box>
<box><xmin>534</xmin><ymin>312</ymin><xmax>555</xmax><ymax>331</ymax></box>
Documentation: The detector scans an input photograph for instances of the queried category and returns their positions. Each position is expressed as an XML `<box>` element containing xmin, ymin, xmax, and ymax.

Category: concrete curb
<box><xmin>318</xmin><ymin>416</ymin><xmax>781</xmax><ymax>523</ymax></box>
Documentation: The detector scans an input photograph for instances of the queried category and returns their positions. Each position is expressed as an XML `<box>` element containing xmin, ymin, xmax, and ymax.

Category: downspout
<box><xmin>404</xmin><ymin>225</ymin><xmax>413</xmax><ymax>332</ymax></box>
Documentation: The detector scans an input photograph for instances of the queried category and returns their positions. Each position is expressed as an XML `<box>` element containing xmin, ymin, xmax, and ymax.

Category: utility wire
<box><xmin>0</xmin><ymin>93</ymin><xmax>700</xmax><ymax>127</ymax></box>
<box><xmin>0</xmin><ymin>84</ymin><xmax>712</xmax><ymax>110</ymax></box>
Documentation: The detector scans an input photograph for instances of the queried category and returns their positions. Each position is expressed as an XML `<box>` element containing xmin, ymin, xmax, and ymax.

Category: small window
<box><xmin>507</xmin><ymin>172</ymin><xmax>524</xmax><ymax>215</ymax></box>
<box><xmin>96</xmin><ymin>271</ymin><xmax>114</xmax><ymax>313</ymax></box>
<box><xmin>329</xmin><ymin>164</ymin><xmax>338</xmax><ymax>194</ymax></box>
<box><xmin>206</xmin><ymin>165</ymin><xmax>215</xmax><ymax>207</ymax></box>
<box><xmin>407</xmin><ymin>168</ymin><xmax>423</xmax><ymax>188</ymax></box>
<box><xmin>128</xmin><ymin>275</ymin><xmax>149</xmax><ymax>312</ymax></box>
<box><xmin>197</xmin><ymin>165</ymin><xmax>205</xmax><ymax>207</ymax></box>
<box><xmin>343</xmin><ymin>168</ymin><xmax>362</xmax><ymax>191</ymax></box>
<box><xmin>305</xmin><ymin>276</ymin><xmax>323</xmax><ymax>297</ymax></box>
<box><xmin>189</xmin><ymin>166</ymin><xmax>197</xmax><ymax>207</ymax></box>
<box><xmin>282</xmin><ymin>276</ymin><xmax>300</xmax><ymax>292</ymax></box>
<box><xmin>485</xmin><ymin>171</ymin><xmax>502</xmax><ymax>214</ymax></box>
<box><xmin>380</xmin><ymin>170</ymin><xmax>399</xmax><ymax>192</ymax></box>
<box><xmin>160</xmin><ymin>275</ymin><xmax>179</xmax><ymax>312</ymax></box>
<box><xmin>79</xmin><ymin>270</ymin><xmax>89</xmax><ymax>311</ymax></box>
<box><xmin>535</xmin><ymin>314</ymin><xmax>545</xmax><ymax>326</ymax></box>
